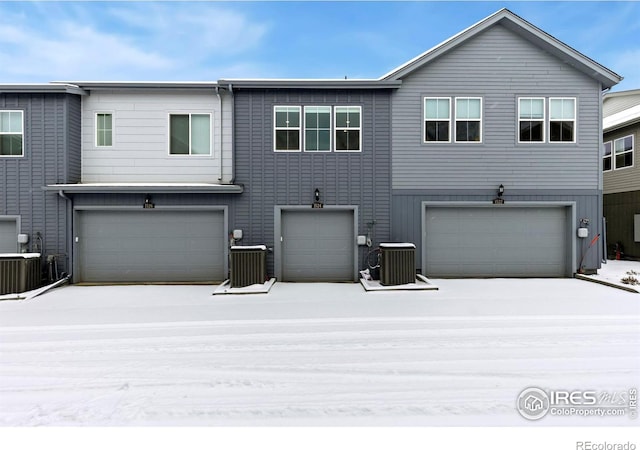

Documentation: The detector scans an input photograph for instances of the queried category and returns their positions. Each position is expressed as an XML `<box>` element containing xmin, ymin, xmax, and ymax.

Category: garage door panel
<box><xmin>281</xmin><ymin>210</ymin><xmax>354</xmax><ymax>282</ymax></box>
<box><xmin>425</xmin><ymin>206</ymin><xmax>568</xmax><ymax>277</ymax></box>
<box><xmin>78</xmin><ymin>210</ymin><xmax>225</xmax><ymax>283</ymax></box>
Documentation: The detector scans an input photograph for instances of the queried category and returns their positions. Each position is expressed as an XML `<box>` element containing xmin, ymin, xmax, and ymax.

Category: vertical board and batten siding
<box><xmin>233</xmin><ymin>89</ymin><xmax>392</xmax><ymax>276</ymax></box>
<box><xmin>0</xmin><ymin>93</ymin><xmax>81</xmax><ymax>274</ymax></box>
<box><xmin>603</xmin><ymin>123</ymin><xmax>640</xmax><ymax>194</ymax></box>
<box><xmin>390</xmin><ymin>24</ymin><xmax>603</xmax><ymax>190</ymax></box>
<box><xmin>81</xmin><ymin>90</ymin><xmax>233</xmax><ymax>183</ymax></box>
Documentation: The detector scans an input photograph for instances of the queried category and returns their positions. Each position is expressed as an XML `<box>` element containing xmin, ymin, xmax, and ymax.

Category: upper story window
<box><xmin>169</xmin><ymin>113</ymin><xmax>211</xmax><ymax>156</ymax></box>
<box><xmin>549</xmin><ymin>98</ymin><xmax>576</xmax><ymax>142</ymax></box>
<box><xmin>335</xmin><ymin>106</ymin><xmax>361</xmax><ymax>152</ymax></box>
<box><xmin>603</xmin><ymin>141</ymin><xmax>612</xmax><ymax>172</ymax></box>
<box><xmin>518</xmin><ymin>98</ymin><xmax>545</xmax><ymax>142</ymax></box>
<box><xmin>455</xmin><ymin>97</ymin><xmax>482</xmax><ymax>142</ymax></box>
<box><xmin>274</xmin><ymin>106</ymin><xmax>301</xmax><ymax>152</ymax></box>
<box><xmin>304</xmin><ymin>106</ymin><xmax>331</xmax><ymax>152</ymax></box>
<box><xmin>96</xmin><ymin>113</ymin><xmax>113</xmax><ymax>147</ymax></box>
<box><xmin>0</xmin><ymin>110</ymin><xmax>24</xmax><ymax>157</ymax></box>
<box><xmin>613</xmin><ymin>135</ymin><xmax>634</xmax><ymax>170</ymax></box>
<box><xmin>424</xmin><ymin>98</ymin><xmax>451</xmax><ymax>142</ymax></box>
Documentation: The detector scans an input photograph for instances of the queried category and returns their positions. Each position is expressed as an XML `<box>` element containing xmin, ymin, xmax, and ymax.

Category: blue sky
<box><xmin>0</xmin><ymin>1</ymin><xmax>638</xmax><ymax>91</ymax></box>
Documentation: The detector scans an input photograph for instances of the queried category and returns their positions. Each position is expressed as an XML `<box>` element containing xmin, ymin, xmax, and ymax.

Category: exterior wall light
<box><xmin>498</xmin><ymin>184</ymin><xmax>505</xmax><ymax>197</ymax></box>
<box><xmin>314</xmin><ymin>188</ymin><xmax>320</xmax><ymax>202</ymax></box>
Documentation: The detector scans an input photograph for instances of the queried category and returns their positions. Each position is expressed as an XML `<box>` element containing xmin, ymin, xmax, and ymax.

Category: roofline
<box><xmin>220</xmin><ymin>79</ymin><xmax>402</xmax><ymax>89</ymax></box>
<box><xmin>0</xmin><ymin>83</ymin><xmax>86</xmax><ymax>95</ymax></box>
<box><xmin>604</xmin><ymin>88</ymin><xmax>640</xmax><ymax>100</ymax></box>
<box><xmin>380</xmin><ymin>8</ymin><xmax>622</xmax><ymax>89</ymax></box>
<box><xmin>603</xmin><ymin>104</ymin><xmax>640</xmax><ymax>132</ymax></box>
<box><xmin>54</xmin><ymin>81</ymin><xmax>222</xmax><ymax>91</ymax></box>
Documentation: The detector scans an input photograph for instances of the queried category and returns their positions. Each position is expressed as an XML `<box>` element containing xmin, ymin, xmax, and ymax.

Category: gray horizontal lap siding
<box><xmin>233</xmin><ymin>89</ymin><xmax>392</xmax><ymax>276</ymax></box>
<box><xmin>392</xmin><ymin>190</ymin><xmax>602</xmax><ymax>273</ymax></box>
<box><xmin>391</xmin><ymin>24</ymin><xmax>602</xmax><ymax>191</ymax></box>
<box><xmin>0</xmin><ymin>93</ymin><xmax>80</xmax><ymax>275</ymax></box>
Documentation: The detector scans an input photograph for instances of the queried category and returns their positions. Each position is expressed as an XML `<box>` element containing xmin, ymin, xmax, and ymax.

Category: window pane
<box><xmin>0</xmin><ymin>135</ymin><xmax>22</xmax><ymax>156</ymax></box>
<box><xmin>425</xmin><ymin>98</ymin><xmax>450</xmax><ymax>120</ymax></box>
<box><xmin>336</xmin><ymin>130</ymin><xmax>360</xmax><ymax>151</ymax></box>
<box><xmin>603</xmin><ymin>156</ymin><xmax>612</xmax><ymax>171</ymax></box>
<box><xmin>0</xmin><ymin>111</ymin><xmax>22</xmax><ymax>133</ymax></box>
<box><xmin>318</xmin><ymin>130</ymin><xmax>330</xmax><ymax>151</ymax></box>
<box><xmin>604</xmin><ymin>141</ymin><xmax>612</xmax><ymax>156</ymax></box>
<box><xmin>335</xmin><ymin>107</ymin><xmax>360</xmax><ymax>127</ymax></box>
<box><xmin>456</xmin><ymin>121</ymin><xmax>480</xmax><ymax>142</ymax></box>
<box><xmin>170</xmin><ymin>115</ymin><xmax>190</xmax><ymax>154</ymax></box>
<box><xmin>276</xmin><ymin>130</ymin><xmax>299</xmax><ymax>151</ymax></box>
<box><xmin>550</xmin><ymin>121</ymin><xmax>574</xmax><ymax>142</ymax></box>
<box><xmin>550</xmin><ymin>99</ymin><xmax>575</xmax><ymax>120</ymax></box>
<box><xmin>305</xmin><ymin>130</ymin><xmax>318</xmax><ymax>151</ymax></box>
<box><xmin>616</xmin><ymin>153</ymin><xmax>633</xmax><ymax>168</ymax></box>
<box><xmin>425</xmin><ymin>121</ymin><xmax>449</xmax><ymax>142</ymax></box>
<box><xmin>520</xmin><ymin>99</ymin><xmax>544</xmax><ymax>120</ymax></box>
<box><xmin>191</xmin><ymin>114</ymin><xmax>210</xmax><ymax>155</ymax></box>
<box><xmin>275</xmin><ymin>110</ymin><xmax>289</xmax><ymax>128</ymax></box>
<box><xmin>520</xmin><ymin>121</ymin><xmax>543</xmax><ymax>142</ymax></box>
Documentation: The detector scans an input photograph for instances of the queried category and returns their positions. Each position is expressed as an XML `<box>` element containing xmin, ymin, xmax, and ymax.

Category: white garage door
<box><xmin>424</xmin><ymin>206</ymin><xmax>569</xmax><ymax>277</ymax></box>
<box><xmin>76</xmin><ymin>209</ymin><xmax>226</xmax><ymax>283</ymax></box>
<box><xmin>280</xmin><ymin>209</ymin><xmax>355</xmax><ymax>281</ymax></box>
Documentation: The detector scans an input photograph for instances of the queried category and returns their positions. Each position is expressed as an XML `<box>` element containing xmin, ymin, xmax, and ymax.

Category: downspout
<box><xmin>58</xmin><ymin>190</ymin><xmax>73</xmax><ymax>282</ymax></box>
<box><xmin>216</xmin><ymin>86</ymin><xmax>224</xmax><ymax>182</ymax></box>
<box><xmin>229</xmin><ymin>83</ymin><xmax>236</xmax><ymax>184</ymax></box>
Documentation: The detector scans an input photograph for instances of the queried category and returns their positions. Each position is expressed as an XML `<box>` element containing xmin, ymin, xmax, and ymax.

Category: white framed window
<box><xmin>95</xmin><ymin>112</ymin><xmax>113</xmax><ymax>147</ymax></box>
<box><xmin>274</xmin><ymin>106</ymin><xmax>301</xmax><ymax>152</ymax></box>
<box><xmin>518</xmin><ymin>98</ymin><xmax>545</xmax><ymax>143</ymax></box>
<box><xmin>334</xmin><ymin>106</ymin><xmax>361</xmax><ymax>152</ymax></box>
<box><xmin>549</xmin><ymin>98</ymin><xmax>576</xmax><ymax>143</ymax></box>
<box><xmin>169</xmin><ymin>113</ymin><xmax>212</xmax><ymax>156</ymax></box>
<box><xmin>304</xmin><ymin>106</ymin><xmax>331</xmax><ymax>152</ymax></box>
<box><xmin>613</xmin><ymin>135</ymin><xmax>634</xmax><ymax>170</ymax></box>
<box><xmin>0</xmin><ymin>110</ymin><xmax>24</xmax><ymax>157</ymax></box>
<box><xmin>603</xmin><ymin>141</ymin><xmax>612</xmax><ymax>172</ymax></box>
<box><xmin>455</xmin><ymin>97</ymin><xmax>482</xmax><ymax>143</ymax></box>
<box><xmin>424</xmin><ymin>97</ymin><xmax>451</xmax><ymax>143</ymax></box>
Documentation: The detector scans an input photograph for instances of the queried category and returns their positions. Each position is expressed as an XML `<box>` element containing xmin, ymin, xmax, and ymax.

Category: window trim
<box><xmin>549</xmin><ymin>97</ymin><xmax>577</xmax><ymax>144</ymax></box>
<box><xmin>612</xmin><ymin>134</ymin><xmax>634</xmax><ymax>171</ymax></box>
<box><xmin>517</xmin><ymin>97</ymin><xmax>546</xmax><ymax>144</ymax></box>
<box><xmin>95</xmin><ymin>112</ymin><xmax>113</xmax><ymax>148</ymax></box>
<box><xmin>0</xmin><ymin>110</ymin><xmax>24</xmax><ymax>158</ymax></box>
<box><xmin>274</xmin><ymin>105</ymin><xmax>302</xmax><ymax>152</ymax></box>
<box><xmin>334</xmin><ymin>105</ymin><xmax>362</xmax><ymax>152</ymax></box>
<box><xmin>423</xmin><ymin>97</ymin><xmax>452</xmax><ymax>144</ymax></box>
<box><xmin>454</xmin><ymin>97</ymin><xmax>483</xmax><ymax>144</ymax></box>
<box><xmin>167</xmin><ymin>112</ymin><xmax>213</xmax><ymax>157</ymax></box>
<box><xmin>603</xmin><ymin>140</ymin><xmax>612</xmax><ymax>172</ymax></box>
<box><xmin>303</xmin><ymin>106</ymin><xmax>332</xmax><ymax>153</ymax></box>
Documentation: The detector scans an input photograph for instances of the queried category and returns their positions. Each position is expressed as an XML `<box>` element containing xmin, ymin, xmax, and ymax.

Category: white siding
<box><xmin>81</xmin><ymin>90</ymin><xmax>233</xmax><ymax>183</ymax></box>
<box><xmin>391</xmin><ymin>24</ymin><xmax>602</xmax><ymax>190</ymax></box>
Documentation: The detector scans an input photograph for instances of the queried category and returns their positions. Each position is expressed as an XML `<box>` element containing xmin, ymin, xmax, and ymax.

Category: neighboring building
<box><xmin>3</xmin><ymin>8</ymin><xmax>622</xmax><ymax>283</ymax></box>
<box><xmin>603</xmin><ymin>89</ymin><xmax>640</xmax><ymax>259</ymax></box>
<box><xmin>44</xmin><ymin>83</ymin><xmax>242</xmax><ymax>284</ymax></box>
<box><xmin>383</xmin><ymin>9</ymin><xmax>621</xmax><ymax>276</ymax></box>
<box><xmin>0</xmin><ymin>84</ymin><xmax>83</xmax><ymax>277</ymax></box>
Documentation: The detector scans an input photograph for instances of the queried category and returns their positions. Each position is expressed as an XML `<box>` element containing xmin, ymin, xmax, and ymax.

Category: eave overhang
<box><xmin>43</xmin><ymin>183</ymin><xmax>244</xmax><ymax>194</ymax></box>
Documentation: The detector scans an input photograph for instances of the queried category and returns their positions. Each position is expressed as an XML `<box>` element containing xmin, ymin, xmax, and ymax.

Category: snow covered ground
<box><xmin>0</xmin><ymin>274</ymin><xmax>639</xmax><ymax>427</ymax></box>
<box><xmin>581</xmin><ymin>259</ymin><xmax>640</xmax><ymax>292</ymax></box>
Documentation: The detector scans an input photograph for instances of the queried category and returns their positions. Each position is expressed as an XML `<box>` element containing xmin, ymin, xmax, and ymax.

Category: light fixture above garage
<box><xmin>143</xmin><ymin>195</ymin><xmax>155</xmax><ymax>209</ymax></box>
<box><xmin>493</xmin><ymin>184</ymin><xmax>505</xmax><ymax>205</ymax></box>
<box><xmin>498</xmin><ymin>184</ymin><xmax>505</xmax><ymax>197</ymax></box>
<box><xmin>312</xmin><ymin>188</ymin><xmax>323</xmax><ymax>208</ymax></box>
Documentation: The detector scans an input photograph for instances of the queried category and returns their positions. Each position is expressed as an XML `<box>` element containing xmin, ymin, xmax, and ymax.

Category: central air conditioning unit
<box><xmin>229</xmin><ymin>245</ymin><xmax>267</xmax><ymax>288</ymax></box>
<box><xmin>0</xmin><ymin>253</ymin><xmax>42</xmax><ymax>295</ymax></box>
<box><xmin>379</xmin><ymin>243</ymin><xmax>416</xmax><ymax>286</ymax></box>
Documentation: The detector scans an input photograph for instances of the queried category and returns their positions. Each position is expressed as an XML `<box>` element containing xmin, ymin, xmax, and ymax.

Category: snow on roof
<box><xmin>604</xmin><ymin>104</ymin><xmax>640</xmax><ymax>132</ymax></box>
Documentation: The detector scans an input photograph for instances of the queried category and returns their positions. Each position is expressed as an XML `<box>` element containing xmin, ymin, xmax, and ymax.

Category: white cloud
<box><xmin>0</xmin><ymin>3</ymin><xmax>270</xmax><ymax>82</ymax></box>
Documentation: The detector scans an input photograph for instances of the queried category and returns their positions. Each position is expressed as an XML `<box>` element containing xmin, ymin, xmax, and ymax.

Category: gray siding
<box><xmin>0</xmin><ymin>93</ymin><xmax>80</xmax><ymax>275</ymax></box>
<box><xmin>390</xmin><ymin>24</ymin><xmax>602</xmax><ymax>190</ymax></box>
<box><xmin>233</xmin><ymin>89</ymin><xmax>393</xmax><ymax>276</ymax></box>
<box><xmin>603</xmin><ymin>122</ymin><xmax>640</xmax><ymax>194</ymax></box>
<box><xmin>392</xmin><ymin>189</ymin><xmax>602</xmax><ymax>273</ymax></box>
<box><xmin>604</xmin><ymin>92</ymin><xmax>640</xmax><ymax>116</ymax></box>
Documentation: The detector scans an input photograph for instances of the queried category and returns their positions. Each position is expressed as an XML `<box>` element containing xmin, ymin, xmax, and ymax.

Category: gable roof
<box><xmin>380</xmin><ymin>8</ymin><xmax>622</xmax><ymax>89</ymax></box>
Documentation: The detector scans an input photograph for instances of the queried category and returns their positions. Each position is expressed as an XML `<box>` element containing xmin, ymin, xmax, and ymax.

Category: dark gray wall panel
<box><xmin>0</xmin><ymin>218</ymin><xmax>18</xmax><ymax>252</ymax></box>
<box><xmin>233</xmin><ymin>89</ymin><xmax>393</xmax><ymax>277</ymax></box>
